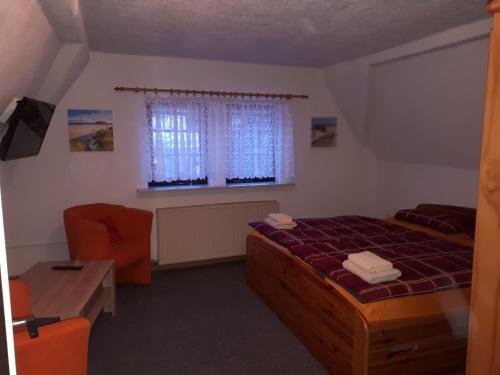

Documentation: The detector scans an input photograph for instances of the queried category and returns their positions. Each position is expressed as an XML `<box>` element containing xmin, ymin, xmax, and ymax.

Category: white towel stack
<box><xmin>264</xmin><ymin>213</ymin><xmax>297</xmax><ymax>229</ymax></box>
<box><xmin>342</xmin><ymin>251</ymin><xmax>401</xmax><ymax>284</ymax></box>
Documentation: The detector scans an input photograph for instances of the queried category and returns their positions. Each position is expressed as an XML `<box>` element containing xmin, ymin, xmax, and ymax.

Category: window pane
<box><xmin>225</xmin><ymin>103</ymin><xmax>276</xmax><ymax>182</ymax></box>
<box><xmin>146</xmin><ymin>101</ymin><xmax>208</xmax><ymax>186</ymax></box>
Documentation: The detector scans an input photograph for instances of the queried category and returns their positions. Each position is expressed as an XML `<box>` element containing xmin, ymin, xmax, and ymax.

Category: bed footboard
<box><xmin>246</xmin><ymin>235</ymin><xmax>468</xmax><ymax>374</ymax></box>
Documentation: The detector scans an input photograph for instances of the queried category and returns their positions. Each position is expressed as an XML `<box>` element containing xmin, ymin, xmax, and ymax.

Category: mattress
<box><xmin>250</xmin><ymin>216</ymin><xmax>473</xmax><ymax>303</ymax></box>
<box><xmin>250</xmin><ymin>218</ymin><xmax>473</xmax><ymax>323</ymax></box>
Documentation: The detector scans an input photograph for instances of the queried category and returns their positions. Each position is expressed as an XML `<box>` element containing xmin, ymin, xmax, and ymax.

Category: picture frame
<box><xmin>68</xmin><ymin>109</ymin><xmax>114</xmax><ymax>151</ymax></box>
<box><xmin>311</xmin><ymin>117</ymin><xmax>337</xmax><ymax>147</ymax></box>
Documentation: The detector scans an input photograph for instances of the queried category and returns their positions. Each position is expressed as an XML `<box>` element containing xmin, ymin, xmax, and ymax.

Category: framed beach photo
<box><xmin>311</xmin><ymin>117</ymin><xmax>337</xmax><ymax>147</ymax></box>
<box><xmin>68</xmin><ymin>109</ymin><xmax>114</xmax><ymax>151</ymax></box>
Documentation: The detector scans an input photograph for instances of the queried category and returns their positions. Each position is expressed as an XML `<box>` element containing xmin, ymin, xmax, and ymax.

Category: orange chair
<box><xmin>63</xmin><ymin>203</ymin><xmax>153</xmax><ymax>285</ymax></box>
<box><xmin>10</xmin><ymin>280</ymin><xmax>90</xmax><ymax>375</ymax></box>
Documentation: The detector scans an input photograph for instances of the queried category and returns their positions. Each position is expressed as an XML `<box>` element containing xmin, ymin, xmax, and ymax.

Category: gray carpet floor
<box><xmin>88</xmin><ymin>261</ymin><xmax>328</xmax><ymax>375</ymax></box>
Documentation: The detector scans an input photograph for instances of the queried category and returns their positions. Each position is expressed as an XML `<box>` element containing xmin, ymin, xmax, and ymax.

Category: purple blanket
<box><xmin>250</xmin><ymin>216</ymin><xmax>473</xmax><ymax>303</ymax></box>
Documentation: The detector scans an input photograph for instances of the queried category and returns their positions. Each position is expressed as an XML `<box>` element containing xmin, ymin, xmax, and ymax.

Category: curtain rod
<box><xmin>114</xmin><ymin>86</ymin><xmax>309</xmax><ymax>100</ymax></box>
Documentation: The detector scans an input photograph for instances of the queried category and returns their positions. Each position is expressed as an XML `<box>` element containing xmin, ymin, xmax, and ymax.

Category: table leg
<box><xmin>102</xmin><ymin>265</ymin><xmax>116</xmax><ymax>317</ymax></box>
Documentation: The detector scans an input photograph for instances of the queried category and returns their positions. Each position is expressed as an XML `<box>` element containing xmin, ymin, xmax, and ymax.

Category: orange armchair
<box><xmin>63</xmin><ymin>203</ymin><xmax>153</xmax><ymax>285</ymax></box>
<box><xmin>10</xmin><ymin>280</ymin><xmax>90</xmax><ymax>375</ymax></box>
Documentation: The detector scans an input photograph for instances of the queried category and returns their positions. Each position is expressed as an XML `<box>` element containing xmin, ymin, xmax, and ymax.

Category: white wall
<box><xmin>323</xmin><ymin>19</ymin><xmax>490</xmax><ymax>217</ymax></box>
<box><xmin>375</xmin><ymin>161</ymin><xmax>479</xmax><ymax>218</ymax></box>
<box><xmin>1</xmin><ymin>52</ymin><xmax>377</xmax><ymax>274</ymax></box>
<box><xmin>368</xmin><ymin>38</ymin><xmax>488</xmax><ymax>169</ymax></box>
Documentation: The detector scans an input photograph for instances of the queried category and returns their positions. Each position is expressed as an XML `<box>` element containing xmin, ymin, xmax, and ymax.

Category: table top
<box><xmin>20</xmin><ymin>260</ymin><xmax>114</xmax><ymax>320</ymax></box>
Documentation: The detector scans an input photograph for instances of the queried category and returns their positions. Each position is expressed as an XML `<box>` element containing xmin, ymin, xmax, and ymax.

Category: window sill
<box><xmin>137</xmin><ymin>181</ymin><xmax>294</xmax><ymax>193</ymax></box>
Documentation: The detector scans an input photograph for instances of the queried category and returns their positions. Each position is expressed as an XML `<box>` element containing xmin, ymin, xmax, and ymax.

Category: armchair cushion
<box><xmin>15</xmin><ymin>318</ymin><xmax>90</xmax><ymax>375</ymax></box>
<box><xmin>9</xmin><ymin>280</ymin><xmax>91</xmax><ymax>375</ymax></box>
<box><xmin>111</xmin><ymin>240</ymin><xmax>148</xmax><ymax>268</ymax></box>
<box><xmin>98</xmin><ymin>216</ymin><xmax>122</xmax><ymax>243</ymax></box>
<box><xmin>112</xmin><ymin>207</ymin><xmax>153</xmax><ymax>242</ymax></box>
<box><xmin>10</xmin><ymin>280</ymin><xmax>32</xmax><ymax>320</ymax></box>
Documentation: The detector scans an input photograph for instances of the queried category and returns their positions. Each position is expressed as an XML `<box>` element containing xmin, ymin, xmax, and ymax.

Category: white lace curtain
<box><xmin>144</xmin><ymin>95</ymin><xmax>295</xmax><ymax>185</ymax></box>
<box><xmin>145</xmin><ymin>96</ymin><xmax>209</xmax><ymax>183</ymax></box>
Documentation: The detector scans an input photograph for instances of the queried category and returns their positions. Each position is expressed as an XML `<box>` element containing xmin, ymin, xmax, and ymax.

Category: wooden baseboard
<box><xmin>152</xmin><ymin>255</ymin><xmax>245</xmax><ymax>271</ymax></box>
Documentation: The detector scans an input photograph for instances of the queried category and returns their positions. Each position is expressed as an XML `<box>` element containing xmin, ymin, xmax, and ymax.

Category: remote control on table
<box><xmin>51</xmin><ymin>265</ymin><xmax>83</xmax><ymax>271</ymax></box>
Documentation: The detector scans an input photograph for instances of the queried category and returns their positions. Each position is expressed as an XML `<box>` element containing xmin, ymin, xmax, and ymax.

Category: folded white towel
<box><xmin>264</xmin><ymin>217</ymin><xmax>297</xmax><ymax>230</ymax></box>
<box><xmin>268</xmin><ymin>213</ymin><xmax>293</xmax><ymax>224</ymax></box>
<box><xmin>342</xmin><ymin>260</ymin><xmax>401</xmax><ymax>284</ymax></box>
<box><xmin>348</xmin><ymin>251</ymin><xmax>393</xmax><ymax>273</ymax></box>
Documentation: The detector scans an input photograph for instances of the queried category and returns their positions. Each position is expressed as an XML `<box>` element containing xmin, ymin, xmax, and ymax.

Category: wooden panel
<box><xmin>370</xmin><ymin>317</ymin><xmax>467</xmax><ymax>350</ymax></box>
<box><xmin>157</xmin><ymin>200</ymin><xmax>278</xmax><ymax>265</ymax></box>
<box><xmin>467</xmin><ymin>2</ymin><xmax>500</xmax><ymax>374</ymax></box>
<box><xmin>102</xmin><ymin>264</ymin><xmax>116</xmax><ymax>316</ymax></box>
<box><xmin>82</xmin><ymin>286</ymin><xmax>106</xmax><ymax>325</ymax></box>
<box><xmin>368</xmin><ymin>323</ymin><xmax>467</xmax><ymax>375</ymax></box>
<box><xmin>246</xmin><ymin>235</ymin><xmax>468</xmax><ymax>374</ymax></box>
<box><xmin>369</xmin><ymin>348</ymin><xmax>466</xmax><ymax>375</ymax></box>
<box><xmin>153</xmin><ymin>255</ymin><xmax>246</xmax><ymax>271</ymax></box>
<box><xmin>246</xmin><ymin>235</ymin><xmax>366</xmax><ymax>374</ymax></box>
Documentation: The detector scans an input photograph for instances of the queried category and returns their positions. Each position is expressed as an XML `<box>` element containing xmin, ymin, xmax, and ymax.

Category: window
<box><xmin>225</xmin><ymin>103</ymin><xmax>277</xmax><ymax>184</ymax></box>
<box><xmin>145</xmin><ymin>95</ymin><xmax>294</xmax><ymax>188</ymax></box>
<box><xmin>146</xmin><ymin>99</ymin><xmax>209</xmax><ymax>186</ymax></box>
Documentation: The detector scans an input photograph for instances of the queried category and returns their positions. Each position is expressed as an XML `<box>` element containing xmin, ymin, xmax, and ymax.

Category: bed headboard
<box><xmin>416</xmin><ymin>203</ymin><xmax>476</xmax><ymax>217</ymax></box>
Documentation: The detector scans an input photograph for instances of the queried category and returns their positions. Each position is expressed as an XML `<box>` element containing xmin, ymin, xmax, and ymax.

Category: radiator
<box><xmin>156</xmin><ymin>200</ymin><xmax>279</xmax><ymax>266</ymax></box>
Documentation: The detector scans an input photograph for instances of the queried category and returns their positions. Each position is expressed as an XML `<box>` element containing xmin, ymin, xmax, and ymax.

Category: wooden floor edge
<box><xmin>152</xmin><ymin>255</ymin><xmax>246</xmax><ymax>271</ymax></box>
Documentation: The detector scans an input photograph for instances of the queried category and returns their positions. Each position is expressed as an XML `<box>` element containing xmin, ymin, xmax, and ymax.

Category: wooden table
<box><xmin>20</xmin><ymin>260</ymin><xmax>116</xmax><ymax>325</ymax></box>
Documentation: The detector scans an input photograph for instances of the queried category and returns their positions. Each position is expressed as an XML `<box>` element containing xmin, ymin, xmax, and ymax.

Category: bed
<box><xmin>246</xmin><ymin>205</ymin><xmax>475</xmax><ymax>374</ymax></box>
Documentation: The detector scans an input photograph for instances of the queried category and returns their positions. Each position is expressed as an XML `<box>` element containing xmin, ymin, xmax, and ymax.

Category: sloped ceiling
<box><xmin>37</xmin><ymin>0</ymin><xmax>87</xmax><ymax>43</ymax></box>
<box><xmin>80</xmin><ymin>0</ymin><xmax>488</xmax><ymax>66</ymax></box>
<box><xmin>0</xmin><ymin>0</ymin><xmax>61</xmax><ymax>112</ymax></box>
<box><xmin>0</xmin><ymin>0</ymin><xmax>89</xmax><ymax>113</ymax></box>
<box><xmin>323</xmin><ymin>20</ymin><xmax>491</xmax><ymax>170</ymax></box>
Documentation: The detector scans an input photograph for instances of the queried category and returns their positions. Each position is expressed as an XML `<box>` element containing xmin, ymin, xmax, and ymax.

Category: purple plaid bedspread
<box><xmin>249</xmin><ymin>216</ymin><xmax>473</xmax><ymax>303</ymax></box>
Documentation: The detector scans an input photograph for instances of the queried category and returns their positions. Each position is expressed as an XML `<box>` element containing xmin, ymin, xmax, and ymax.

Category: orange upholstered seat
<box><xmin>63</xmin><ymin>203</ymin><xmax>153</xmax><ymax>285</ymax></box>
<box><xmin>9</xmin><ymin>279</ymin><xmax>31</xmax><ymax>319</ymax></box>
<box><xmin>9</xmin><ymin>280</ymin><xmax>90</xmax><ymax>375</ymax></box>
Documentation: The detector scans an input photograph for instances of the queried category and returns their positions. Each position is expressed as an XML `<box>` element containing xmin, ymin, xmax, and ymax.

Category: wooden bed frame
<box><xmin>246</xmin><ymin>235</ymin><xmax>468</xmax><ymax>374</ymax></box>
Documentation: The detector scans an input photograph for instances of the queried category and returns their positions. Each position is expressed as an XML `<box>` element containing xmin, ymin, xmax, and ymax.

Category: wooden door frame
<box><xmin>467</xmin><ymin>1</ymin><xmax>500</xmax><ymax>374</ymax></box>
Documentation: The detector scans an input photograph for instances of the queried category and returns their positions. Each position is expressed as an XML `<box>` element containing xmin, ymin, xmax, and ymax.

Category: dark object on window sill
<box><xmin>226</xmin><ymin>177</ymin><xmax>275</xmax><ymax>184</ymax></box>
<box><xmin>148</xmin><ymin>177</ymin><xmax>208</xmax><ymax>187</ymax></box>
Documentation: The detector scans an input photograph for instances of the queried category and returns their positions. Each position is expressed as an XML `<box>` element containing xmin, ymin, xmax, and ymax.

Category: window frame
<box><xmin>146</xmin><ymin>100</ymin><xmax>209</xmax><ymax>187</ymax></box>
<box><xmin>144</xmin><ymin>96</ymin><xmax>294</xmax><ymax>189</ymax></box>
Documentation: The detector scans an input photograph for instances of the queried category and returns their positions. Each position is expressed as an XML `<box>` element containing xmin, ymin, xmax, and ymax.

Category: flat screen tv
<box><xmin>0</xmin><ymin>97</ymin><xmax>56</xmax><ymax>161</ymax></box>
